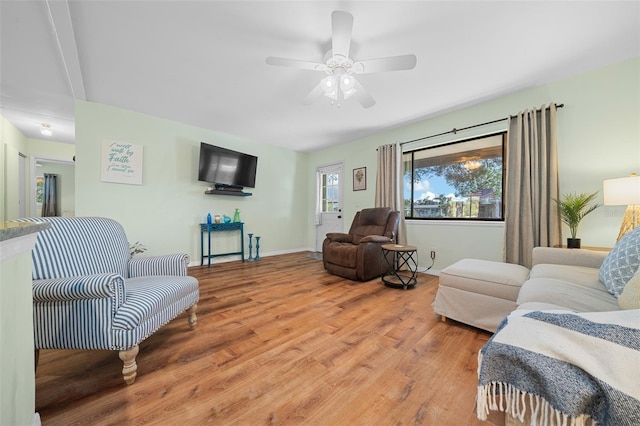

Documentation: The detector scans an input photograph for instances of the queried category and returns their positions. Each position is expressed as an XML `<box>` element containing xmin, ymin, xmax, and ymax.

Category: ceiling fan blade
<box><xmin>266</xmin><ymin>57</ymin><xmax>328</xmax><ymax>72</ymax></box>
<box><xmin>331</xmin><ymin>10</ymin><xmax>353</xmax><ymax>59</ymax></box>
<box><xmin>353</xmin><ymin>79</ymin><xmax>375</xmax><ymax>108</ymax></box>
<box><xmin>303</xmin><ymin>82</ymin><xmax>325</xmax><ymax>105</ymax></box>
<box><xmin>352</xmin><ymin>54</ymin><xmax>417</xmax><ymax>74</ymax></box>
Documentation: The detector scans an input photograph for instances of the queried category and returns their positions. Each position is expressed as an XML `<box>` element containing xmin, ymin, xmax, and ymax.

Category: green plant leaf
<box><xmin>554</xmin><ymin>191</ymin><xmax>600</xmax><ymax>238</ymax></box>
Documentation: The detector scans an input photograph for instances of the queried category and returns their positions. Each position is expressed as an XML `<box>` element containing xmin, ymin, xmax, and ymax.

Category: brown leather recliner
<box><xmin>322</xmin><ymin>207</ymin><xmax>400</xmax><ymax>281</ymax></box>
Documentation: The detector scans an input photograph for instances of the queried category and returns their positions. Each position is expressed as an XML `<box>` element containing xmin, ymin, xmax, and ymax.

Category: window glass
<box><xmin>35</xmin><ymin>176</ymin><xmax>44</xmax><ymax>205</ymax></box>
<box><xmin>403</xmin><ymin>133</ymin><xmax>505</xmax><ymax>220</ymax></box>
<box><xmin>322</xmin><ymin>172</ymin><xmax>340</xmax><ymax>212</ymax></box>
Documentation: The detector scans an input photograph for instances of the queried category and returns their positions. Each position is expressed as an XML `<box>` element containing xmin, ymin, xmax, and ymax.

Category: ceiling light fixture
<box><xmin>320</xmin><ymin>68</ymin><xmax>359</xmax><ymax>106</ymax></box>
<box><xmin>339</xmin><ymin>74</ymin><xmax>357</xmax><ymax>100</ymax></box>
<box><xmin>321</xmin><ymin>75</ymin><xmax>338</xmax><ymax>100</ymax></box>
<box><xmin>40</xmin><ymin>123</ymin><xmax>53</xmax><ymax>137</ymax></box>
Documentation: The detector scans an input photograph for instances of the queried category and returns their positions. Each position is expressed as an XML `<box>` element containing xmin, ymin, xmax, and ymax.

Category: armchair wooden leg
<box><xmin>119</xmin><ymin>345</ymin><xmax>139</xmax><ymax>385</ymax></box>
<box><xmin>441</xmin><ymin>315</ymin><xmax>447</xmax><ymax>322</ymax></box>
<box><xmin>187</xmin><ymin>303</ymin><xmax>198</xmax><ymax>328</ymax></box>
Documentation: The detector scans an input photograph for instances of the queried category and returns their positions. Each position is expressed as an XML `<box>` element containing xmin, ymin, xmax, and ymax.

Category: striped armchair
<box><xmin>19</xmin><ymin>216</ymin><xmax>199</xmax><ymax>385</ymax></box>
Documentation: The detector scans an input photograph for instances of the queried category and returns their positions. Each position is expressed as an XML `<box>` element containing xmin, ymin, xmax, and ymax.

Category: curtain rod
<box><xmin>399</xmin><ymin>103</ymin><xmax>564</xmax><ymax>146</ymax></box>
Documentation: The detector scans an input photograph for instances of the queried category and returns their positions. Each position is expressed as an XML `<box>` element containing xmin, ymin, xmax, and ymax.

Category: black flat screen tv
<box><xmin>198</xmin><ymin>142</ymin><xmax>258</xmax><ymax>189</ymax></box>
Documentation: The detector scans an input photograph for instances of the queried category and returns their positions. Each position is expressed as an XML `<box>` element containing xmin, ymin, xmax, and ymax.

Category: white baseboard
<box><xmin>188</xmin><ymin>248</ymin><xmax>315</xmax><ymax>268</ymax></box>
<box><xmin>188</xmin><ymin>250</ymin><xmax>441</xmax><ymax>278</ymax></box>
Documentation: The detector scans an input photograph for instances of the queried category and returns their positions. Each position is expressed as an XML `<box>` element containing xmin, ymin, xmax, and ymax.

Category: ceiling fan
<box><xmin>266</xmin><ymin>10</ymin><xmax>417</xmax><ymax>108</ymax></box>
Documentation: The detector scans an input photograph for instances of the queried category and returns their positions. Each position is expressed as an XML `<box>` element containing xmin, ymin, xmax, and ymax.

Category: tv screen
<box><xmin>198</xmin><ymin>143</ymin><xmax>258</xmax><ymax>188</ymax></box>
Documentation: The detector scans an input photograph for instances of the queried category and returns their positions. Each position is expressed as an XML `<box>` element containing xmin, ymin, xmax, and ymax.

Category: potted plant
<box><xmin>554</xmin><ymin>191</ymin><xmax>600</xmax><ymax>248</ymax></box>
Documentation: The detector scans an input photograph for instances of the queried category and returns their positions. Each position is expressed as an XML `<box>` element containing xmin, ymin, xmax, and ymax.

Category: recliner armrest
<box><xmin>128</xmin><ymin>253</ymin><xmax>189</xmax><ymax>277</ymax></box>
<box><xmin>359</xmin><ymin>235</ymin><xmax>392</xmax><ymax>243</ymax></box>
<box><xmin>32</xmin><ymin>273</ymin><xmax>125</xmax><ymax>303</ymax></box>
<box><xmin>532</xmin><ymin>247</ymin><xmax>608</xmax><ymax>269</ymax></box>
<box><xmin>325</xmin><ymin>233</ymin><xmax>353</xmax><ymax>243</ymax></box>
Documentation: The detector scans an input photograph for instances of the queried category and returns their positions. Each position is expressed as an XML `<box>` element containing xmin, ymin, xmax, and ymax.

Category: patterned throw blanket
<box><xmin>477</xmin><ymin>309</ymin><xmax>640</xmax><ymax>425</ymax></box>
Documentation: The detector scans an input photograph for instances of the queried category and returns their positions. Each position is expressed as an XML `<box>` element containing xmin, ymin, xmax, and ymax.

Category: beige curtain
<box><xmin>504</xmin><ymin>104</ymin><xmax>561</xmax><ymax>267</ymax></box>
<box><xmin>375</xmin><ymin>143</ymin><xmax>406</xmax><ymax>244</ymax></box>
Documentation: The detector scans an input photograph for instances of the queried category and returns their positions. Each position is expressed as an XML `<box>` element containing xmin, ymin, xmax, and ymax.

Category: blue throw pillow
<box><xmin>599</xmin><ymin>227</ymin><xmax>640</xmax><ymax>297</ymax></box>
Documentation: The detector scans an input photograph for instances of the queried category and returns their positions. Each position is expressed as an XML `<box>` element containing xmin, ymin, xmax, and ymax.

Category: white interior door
<box><xmin>315</xmin><ymin>162</ymin><xmax>344</xmax><ymax>252</ymax></box>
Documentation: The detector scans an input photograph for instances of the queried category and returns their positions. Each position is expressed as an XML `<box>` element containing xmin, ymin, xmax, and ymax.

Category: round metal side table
<box><xmin>381</xmin><ymin>244</ymin><xmax>418</xmax><ymax>290</ymax></box>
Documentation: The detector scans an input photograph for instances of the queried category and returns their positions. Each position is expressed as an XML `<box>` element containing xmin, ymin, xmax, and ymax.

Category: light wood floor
<box><xmin>34</xmin><ymin>252</ymin><xmax>504</xmax><ymax>425</ymax></box>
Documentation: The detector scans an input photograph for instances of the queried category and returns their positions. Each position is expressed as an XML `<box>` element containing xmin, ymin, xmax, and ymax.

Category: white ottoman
<box><xmin>432</xmin><ymin>259</ymin><xmax>530</xmax><ymax>332</ymax></box>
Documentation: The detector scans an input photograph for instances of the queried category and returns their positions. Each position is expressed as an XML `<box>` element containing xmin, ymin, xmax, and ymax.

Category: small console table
<box><xmin>381</xmin><ymin>244</ymin><xmax>418</xmax><ymax>290</ymax></box>
<box><xmin>200</xmin><ymin>222</ymin><xmax>244</xmax><ymax>267</ymax></box>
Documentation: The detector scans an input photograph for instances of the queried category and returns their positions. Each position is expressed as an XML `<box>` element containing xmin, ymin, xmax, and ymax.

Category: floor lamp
<box><xmin>603</xmin><ymin>173</ymin><xmax>640</xmax><ymax>242</ymax></box>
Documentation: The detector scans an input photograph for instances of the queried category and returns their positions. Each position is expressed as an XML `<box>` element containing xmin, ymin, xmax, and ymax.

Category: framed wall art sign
<box><xmin>353</xmin><ymin>167</ymin><xmax>366</xmax><ymax>191</ymax></box>
<box><xmin>101</xmin><ymin>139</ymin><xmax>143</xmax><ymax>185</ymax></box>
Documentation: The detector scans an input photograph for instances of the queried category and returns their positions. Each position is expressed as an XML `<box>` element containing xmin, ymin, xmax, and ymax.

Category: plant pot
<box><xmin>567</xmin><ymin>238</ymin><xmax>581</xmax><ymax>249</ymax></box>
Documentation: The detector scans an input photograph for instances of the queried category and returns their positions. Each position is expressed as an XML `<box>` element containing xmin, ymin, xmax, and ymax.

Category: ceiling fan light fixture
<box><xmin>340</xmin><ymin>74</ymin><xmax>355</xmax><ymax>91</ymax></box>
<box><xmin>321</xmin><ymin>76</ymin><xmax>338</xmax><ymax>99</ymax></box>
<box><xmin>341</xmin><ymin>75</ymin><xmax>358</xmax><ymax>100</ymax></box>
<box><xmin>321</xmin><ymin>76</ymin><xmax>335</xmax><ymax>92</ymax></box>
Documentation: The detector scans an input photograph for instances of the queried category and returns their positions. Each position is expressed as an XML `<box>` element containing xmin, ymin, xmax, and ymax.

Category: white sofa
<box><xmin>433</xmin><ymin>227</ymin><xmax>640</xmax><ymax>332</ymax></box>
<box><xmin>516</xmin><ymin>247</ymin><xmax>618</xmax><ymax>312</ymax></box>
<box><xmin>472</xmin><ymin>228</ymin><xmax>640</xmax><ymax>425</ymax></box>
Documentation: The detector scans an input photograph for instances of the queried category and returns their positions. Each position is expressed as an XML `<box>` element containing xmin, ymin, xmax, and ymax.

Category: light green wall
<box><xmin>27</xmin><ymin>138</ymin><xmax>75</xmax><ymax>163</ymax></box>
<box><xmin>0</xmin><ymin>239</ymin><xmax>37</xmax><ymax>425</ymax></box>
<box><xmin>75</xmin><ymin>101</ymin><xmax>310</xmax><ymax>260</ymax></box>
<box><xmin>308</xmin><ymin>57</ymin><xmax>640</xmax><ymax>271</ymax></box>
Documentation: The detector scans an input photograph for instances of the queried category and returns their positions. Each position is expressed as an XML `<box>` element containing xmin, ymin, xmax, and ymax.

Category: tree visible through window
<box><xmin>403</xmin><ymin>132</ymin><xmax>505</xmax><ymax>220</ymax></box>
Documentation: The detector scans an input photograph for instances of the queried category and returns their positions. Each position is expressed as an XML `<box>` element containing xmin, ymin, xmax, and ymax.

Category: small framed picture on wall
<box><xmin>353</xmin><ymin>167</ymin><xmax>366</xmax><ymax>191</ymax></box>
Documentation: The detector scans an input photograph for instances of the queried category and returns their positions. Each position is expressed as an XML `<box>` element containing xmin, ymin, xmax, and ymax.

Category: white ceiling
<box><xmin>1</xmin><ymin>1</ymin><xmax>639</xmax><ymax>153</ymax></box>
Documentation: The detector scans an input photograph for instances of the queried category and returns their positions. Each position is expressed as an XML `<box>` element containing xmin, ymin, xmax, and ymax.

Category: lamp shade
<box><xmin>603</xmin><ymin>174</ymin><xmax>640</xmax><ymax>206</ymax></box>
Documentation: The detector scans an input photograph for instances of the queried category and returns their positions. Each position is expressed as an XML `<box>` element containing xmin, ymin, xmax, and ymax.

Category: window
<box><xmin>321</xmin><ymin>171</ymin><xmax>340</xmax><ymax>212</ymax></box>
<box><xmin>35</xmin><ymin>176</ymin><xmax>44</xmax><ymax>205</ymax></box>
<box><xmin>403</xmin><ymin>132</ymin><xmax>506</xmax><ymax>220</ymax></box>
